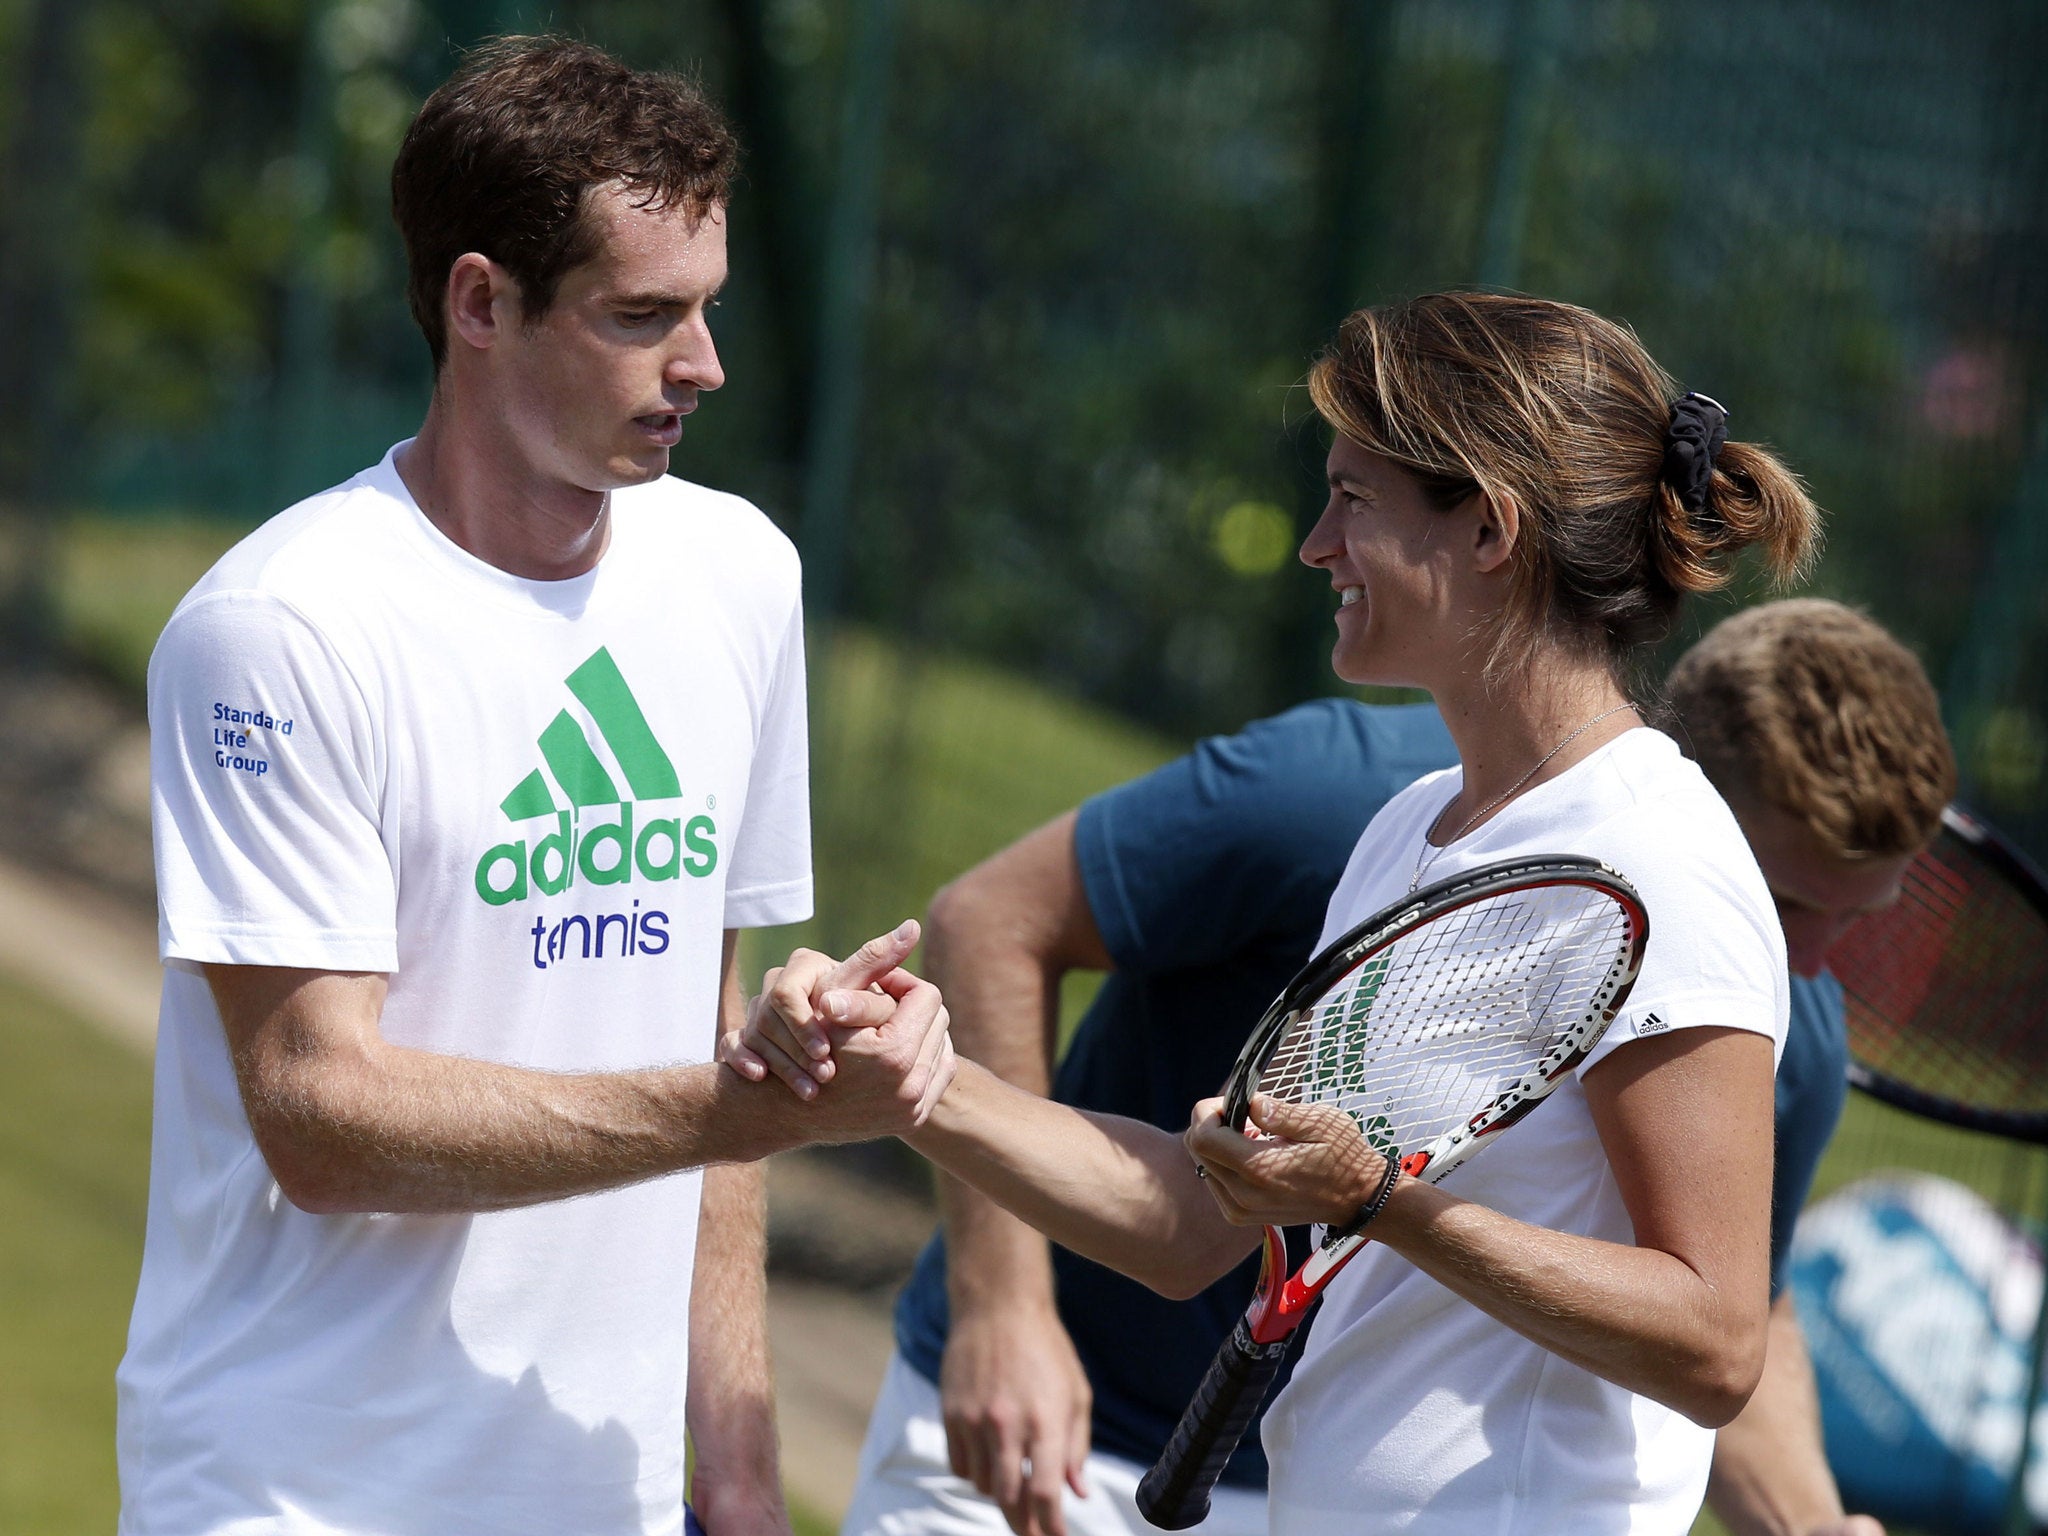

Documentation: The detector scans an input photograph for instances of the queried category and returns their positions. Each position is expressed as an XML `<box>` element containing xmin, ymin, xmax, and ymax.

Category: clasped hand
<box><xmin>720</xmin><ymin>920</ymin><xmax>957</xmax><ymax>1136</ymax></box>
<box><xmin>1184</xmin><ymin>1094</ymin><xmax>1392</xmax><ymax>1230</ymax></box>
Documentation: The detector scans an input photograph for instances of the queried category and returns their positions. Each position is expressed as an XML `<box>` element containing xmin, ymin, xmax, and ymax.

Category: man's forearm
<box><xmin>942</xmin><ymin>1177</ymin><xmax>1060</xmax><ymax>1311</ymax></box>
<box><xmin>248</xmin><ymin>1041</ymin><xmax>852</xmax><ymax>1214</ymax></box>
<box><xmin>1706</xmin><ymin>1291</ymin><xmax>1850</xmax><ymax>1535</ymax></box>
<box><xmin>219</xmin><ymin>929</ymin><xmax>948</xmax><ymax>1216</ymax></box>
<box><xmin>927</xmin><ymin>891</ymin><xmax>1065</xmax><ymax>1316</ymax></box>
<box><xmin>688</xmin><ymin>1161</ymin><xmax>785</xmax><ymax>1522</ymax></box>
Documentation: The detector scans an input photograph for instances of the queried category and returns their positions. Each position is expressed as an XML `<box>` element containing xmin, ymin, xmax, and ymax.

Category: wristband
<box><xmin>1326</xmin><ymin>1156</ymin><xmax>1402</xmax><ymax>1243</ymax></box>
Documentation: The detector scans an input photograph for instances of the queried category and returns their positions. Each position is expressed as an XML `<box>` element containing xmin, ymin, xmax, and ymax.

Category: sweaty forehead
<box><xmin>576</xmin><ymin>183</ymin><xmax>728</xmax><ymax>296</ymax></box>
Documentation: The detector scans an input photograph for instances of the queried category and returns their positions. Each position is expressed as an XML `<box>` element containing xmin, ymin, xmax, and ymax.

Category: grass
<box><xmin>1814</xmin><ymin>1091</ymin><xmax>2048</xmax><ymax>1218</ymax></box>
<box><xmin>0</xmin><ymin>975</ymin><xmax>152</xmax><ymax>1535</ymax></box>
<box><xmin>52</xmin><ymin>515</ymin><xmax>250</xmax><ymax>692</ymax></box>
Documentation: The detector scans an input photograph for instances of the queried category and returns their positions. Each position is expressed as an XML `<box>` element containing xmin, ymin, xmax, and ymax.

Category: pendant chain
<box><xmin>1409</xmin><ymin>702</ymin><xmax>1636</xmax><ymax>893</ymax></box>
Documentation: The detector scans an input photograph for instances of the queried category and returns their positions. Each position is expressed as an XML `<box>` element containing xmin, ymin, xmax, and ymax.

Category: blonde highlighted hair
<box><xmin>1307</xmin><ymin>293</ymin><xmax>1821</xmax><ymax>670</ymax></box>
<box><xmin>1668</xmin><ymin>599</ymin><xmax>1957</xmax><ymax>860</ymax></box>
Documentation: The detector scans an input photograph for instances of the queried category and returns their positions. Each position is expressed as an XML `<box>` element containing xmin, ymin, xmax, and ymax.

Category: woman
<box><xmin>731</xmin><ymin>292</ymin><xmax>1818</xmax><ymax>1534</ymax></box>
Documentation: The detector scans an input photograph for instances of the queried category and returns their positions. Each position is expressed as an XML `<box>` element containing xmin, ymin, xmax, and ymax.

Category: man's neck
<box><xmin>396</xmin><ymin>389</ymin><xmax>611</xmax><ymax>582</ymax></box>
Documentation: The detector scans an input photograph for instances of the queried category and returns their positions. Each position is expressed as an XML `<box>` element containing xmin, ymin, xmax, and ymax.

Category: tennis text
<box><xmin>528</xmin><ymin>902</ymin><xmax>671</xmax><ymax>969</ymax></box>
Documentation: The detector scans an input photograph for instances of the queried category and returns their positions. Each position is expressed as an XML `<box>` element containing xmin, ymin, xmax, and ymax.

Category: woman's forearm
<box><xmin>908</xmin><ymin>1060</ymin><xmax>1258</xmax><ymax>1298</ymax></box>
<box><xmin>1366</xmin><ymin>1031</ymin><xmax>1776</xmax><ymax>1427</ymax></box>
<box><xmin>1186</xmin><ymin>1029</ymin><xmax>1775</xmax><ymax>1425</ymax></box>
<box><xmin>1373</xmin><ymin>1165</ymin><xmax>1765</xmax><ymax>1426</ymax></box>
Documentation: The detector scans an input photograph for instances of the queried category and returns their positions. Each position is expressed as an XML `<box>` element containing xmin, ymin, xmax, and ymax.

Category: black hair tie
<box><xmin>1662</xmin><ymin>391</ymin><xmax>1728</xmax><ymax>514</ymax></box>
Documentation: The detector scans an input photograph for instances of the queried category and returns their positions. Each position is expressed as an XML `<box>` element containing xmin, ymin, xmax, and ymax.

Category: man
<box><xmin>826</xmin><ymin>599</ymin><xmax>1948</xmax><ymax>1536</ymax></box>
<box><xmin>118</xmin><ymin>38</ymin><xmax>949</xmax><ymax>1536</ymax></box>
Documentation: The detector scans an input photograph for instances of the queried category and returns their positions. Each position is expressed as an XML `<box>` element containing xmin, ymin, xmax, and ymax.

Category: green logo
<box><xmin>473</xmin><ymin>648</ymin><xmax>717</xmax><ymax>906</ymax></box>
<box><xmin>1315</xmin><ymin>952</ymin><xmax>1390</xmax><ymax>1088</ymax></box>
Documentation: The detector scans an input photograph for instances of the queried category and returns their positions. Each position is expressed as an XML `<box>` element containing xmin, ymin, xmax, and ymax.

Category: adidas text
<box><xmin>476</xmin><ymin>806</ymin><xmax>716</xmax><ymax>906</ymax></box>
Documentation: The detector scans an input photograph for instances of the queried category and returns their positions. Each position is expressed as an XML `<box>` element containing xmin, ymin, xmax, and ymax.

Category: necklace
<box><xmin>1409</xmin><ymin>701</ymin><xmax>1637</xmax><ymax>892</ymax></box>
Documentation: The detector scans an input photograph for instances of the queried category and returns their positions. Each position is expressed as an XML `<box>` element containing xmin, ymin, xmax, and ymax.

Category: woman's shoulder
<box><xmin>1571</xmin><ymin>752</ymin><xmax>1765</xmax><ymax>908</ymax></box>
<box><xmin>1351</xmin><ymin>763</ymin><xmax>1463</xmax><ymax>868</ymax></box>
<box><xmin>1525</xmin><ymin>729</ymin><xmax>1778</xmax><ymax>960</ymax></box>
<box><xmin>1567</xmin><ymin>732</ymin><xmax>1790</xmax><ymax>1065</ymax></box>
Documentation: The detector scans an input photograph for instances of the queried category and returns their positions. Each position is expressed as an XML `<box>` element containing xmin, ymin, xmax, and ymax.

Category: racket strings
<box><xmin>1833</xmin><ymin>829</ymin><xmax>2048</xmax><ymax>1115</ymax></box>
<box><xmin>1258</xmin><ymin>885</ymin><xmax>1633</xmax><ymax>1159</ymax></box>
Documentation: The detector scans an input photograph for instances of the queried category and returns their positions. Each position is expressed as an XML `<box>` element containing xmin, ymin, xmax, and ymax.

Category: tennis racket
<box><xmin>1829</xmin><ymin>804</ymin><xmax>2048</xmax><ymax>1144</ymax></box>
<box><xmin>1135</xmin><ymin>855</ymin><xmax>1649</xmax><ymax>1530</ymax></box>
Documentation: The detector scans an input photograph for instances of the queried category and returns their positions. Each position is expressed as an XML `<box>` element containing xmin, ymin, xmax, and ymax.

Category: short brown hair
<box><xmin>391</xmin><ymin>36</ymin><xmax>738</xmax><ymax>370</ymax></box>
<box><xmin>1307</xmin><ymin>293</ymin><xmax>1821</xmax><ymax>672</ymax></box>
<box><xmin>1668</xmin><ymin>599</ymin><xmax>1956</xmax><ymax>860</ymax></box>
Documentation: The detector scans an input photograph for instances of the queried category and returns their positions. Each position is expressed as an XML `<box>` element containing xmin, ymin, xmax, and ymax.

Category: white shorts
<box><xmin>839</xmin><ymin>1351</ymin><xmax>1269</xmax><ymax>1536</ymax></box>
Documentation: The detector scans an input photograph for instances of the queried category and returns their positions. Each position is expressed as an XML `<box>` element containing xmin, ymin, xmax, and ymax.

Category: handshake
<box><xmin>719</xmin><ymin>919</ymin><xmax>959</xmax><ymax>1143</ymax></box>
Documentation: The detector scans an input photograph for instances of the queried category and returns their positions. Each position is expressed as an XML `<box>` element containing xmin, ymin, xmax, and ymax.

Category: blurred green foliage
<box><xmin>776</xmin><ymin>623</ymin><xmax>1176</xmax><ymax>962</ymax></box>
<box><xmin>5</xmin><ymin>0</ymin><xmax>2041</xmax><ymax>859</ymax></box>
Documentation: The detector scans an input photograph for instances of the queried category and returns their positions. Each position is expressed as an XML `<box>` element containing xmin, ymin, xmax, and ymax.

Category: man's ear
<box><xmin>1471</xmin><ymin>488</ymin><xmax>1520</xmax><ymax>575</ymax></box>
<box><xmin>444</xmin><ymin>252</ymin><xmax>518</xmax><ymax>355</ymax></box>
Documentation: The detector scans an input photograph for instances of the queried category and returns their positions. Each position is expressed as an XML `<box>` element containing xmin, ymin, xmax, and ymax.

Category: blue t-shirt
<box><xmin>1775</xmin><ymin>970</ymin><xmax>1849</xmax><ymax>1296</ymax></box>
<box><xmin>893</xmin><ymin>700</ymin><xmax>1849</xmax><ymax>1486</ymax></box>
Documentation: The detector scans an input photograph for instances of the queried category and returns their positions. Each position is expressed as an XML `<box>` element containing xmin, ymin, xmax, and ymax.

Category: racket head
<box><xmin>1830</xmin><ymin>805</ymin><xmax>2048</xmax><ymax>1143</ymax></box>
<box><xmin>1219</xmin><ymin>855</ymin><xmax>1650</xmax><ymax>1183</ymax></box>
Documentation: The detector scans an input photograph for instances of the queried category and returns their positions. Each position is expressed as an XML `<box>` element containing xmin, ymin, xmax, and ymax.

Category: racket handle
<box><xmin>1136</xmin><ymin>1315</ymin><xmax>1289</xmax><ymax>1530</ymax></box>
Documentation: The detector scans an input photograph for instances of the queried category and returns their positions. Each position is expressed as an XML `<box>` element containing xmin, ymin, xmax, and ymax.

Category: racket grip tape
<box><xmin>1135</xmin><ymin>1315</ymin><xmax>1289</xmax><ymax>1530</ymax></box>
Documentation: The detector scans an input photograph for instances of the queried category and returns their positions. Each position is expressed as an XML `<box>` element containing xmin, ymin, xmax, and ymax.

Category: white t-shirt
<box><xmin>118</xmin><ymin>446</ymin><xmax>813</xmax><ymax>1536</ymax></box>
<box><xmin>1260</xmin><ymin>727</ymin><xmax>1786</xmax><ymax>1536</ymax></box>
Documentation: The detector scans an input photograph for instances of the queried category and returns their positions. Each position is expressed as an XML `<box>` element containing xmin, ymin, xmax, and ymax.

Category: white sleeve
<box><xmin>721</xmin><ymin>593</ymin><xmax>812</xmax><ymax>928</ymax></box>
<box><xmin>149</xmin><ymin>591</ymin><xmax>398</xmax><ymax>971</ymax></box>
<box><xmin>1575</xmin><ymin>818</ymin><xmax>1788</xmax><ymax>1077</ymax></box>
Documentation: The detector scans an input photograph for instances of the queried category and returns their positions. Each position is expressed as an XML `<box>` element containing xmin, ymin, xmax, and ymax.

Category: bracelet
<box><xmin>1326</xmin><ymin>1156</ymin><xmax>1403</xmax><ymax>1242</ymax></box>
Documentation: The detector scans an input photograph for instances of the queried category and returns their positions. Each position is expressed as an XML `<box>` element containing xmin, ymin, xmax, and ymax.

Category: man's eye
<box><xmin>620</xmin><ymin>310</ymin><xmax>660</xmax><ymax>327</ymax></box>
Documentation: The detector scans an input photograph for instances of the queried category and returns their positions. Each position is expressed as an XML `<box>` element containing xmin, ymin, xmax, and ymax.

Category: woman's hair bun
<box><xmin>1652</xmin><ymin>431</ymin><xmax>1821</xmax><ymax>600</ymax></box>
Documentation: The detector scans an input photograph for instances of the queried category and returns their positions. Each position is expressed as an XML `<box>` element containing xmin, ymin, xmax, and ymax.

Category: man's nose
<box><xmin>669</xmin><ymin>323</ymin><xmax>724</xmax><ymax>393</ymax></box>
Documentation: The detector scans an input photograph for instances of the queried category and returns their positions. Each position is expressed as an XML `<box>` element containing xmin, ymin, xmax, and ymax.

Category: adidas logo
<box><xmin>1636</xmin><ymin>1011</ymin><xmax>1669</xmax><ymax>1036</ymax></box>
<box><xmin>473</xmin><ymin>648</ymin><xmax>717</xmax><ymax>907</ymax></box>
